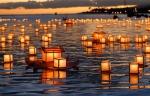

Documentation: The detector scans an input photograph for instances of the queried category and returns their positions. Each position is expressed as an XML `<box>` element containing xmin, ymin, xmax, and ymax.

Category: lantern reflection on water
<box><xmin>129</xmin><ymin>74</ymin><xmax>139</xmax><ymax>89</ymax></box>
<box><xmin>42</xmin><ymin>47</ymin><xmax>62</xmax><ymax>62</ymax></box>
<box><xmin>41</xmin><ymin>70</ymin><xmax>66</xmax><ymax>85</ymax></box>
<box><xmin>101</xmin><ymin>72</ymin><xmax>111</xmax><ymax>84</ymax></box>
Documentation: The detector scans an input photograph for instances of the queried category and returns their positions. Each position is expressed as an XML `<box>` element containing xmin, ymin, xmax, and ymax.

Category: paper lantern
<box><xmin>1</xmin><ymin>36</ymin><xmax>6</xmax><ymax>42</ymax></box>
<box><xmin>81</xmin><ymin>35</ymin><xmax>88</xmax><ymax>41</ymax></box>
<box><xmin>101</xmin><ymin>60</ymin><xmax>111</xmax><ymax>72</ymax></box>
<box><xmin>54</xmin><ymin>58</ymin><xmax>67</xmax><ymax>68</ymax></box>
<box><xmin>42</xmin><ymin>47</ymin><xmax>62</xmax><ymax>62</ymax></box>
<box><xmin>144</xmin><ymin>45</ymin><xmax>150</xmax><ymax>53</ymax></box>
<box><xmin>129</xmin><ymin>62</ymin><xmax>139</xmax><ymax>74</ymax></box>
<box><xmin>42</xmin><ymin>35</ymin><xmax>49</xmax><ymax>42</ymax></box>
<box><xmin>8</xmin><ymin>33</ymin><xmax>14</xmax><ymax>40</ymax></box>
<box><xmin>135</xmin><ymin>35</ymin><xmax>143</xmax><ymax>43</ymax></box>
<box><xmin>19</xmin><ymin>36</ymin><xmax>25</xmax><ymax>43</ymax></box>
<box><xmin>120</xmin><ymin>36</ymin><xmax>130</xmax><ymax>43</ymax></box>
<box><xmin>29</xmin><ymin>46</ymin><xmax>36</xmax><ymax>55</ymax></box>
<box><xmin>143</xmin><ymin>35</ymin><xmax>148</xmax><ymax>42</ymax></box>
<box><xmin>135</xmin><ymin>55</ymin><xmax>144</xmax><ymax>65</ymax></box>
<box><xmin>3</xmin><ymin>54</ymin><xmax>13</xmax><ymax>63</ymax></box>
<box><xmin>84</xmin><ymin>40</ymin><xmax>93</xmax><ymax>47</ymax></box>
<box><xmin>99</xmin><ymin>37</ymin><xmax>106</xmax><ymax>44</ymax></box>
<box><xmin>25</xmin><ymin>35</ymin><xmax>30</xmax><ymax>41</ymax></box>
<box><xmin>108</xmin><ymin>35</ymin><xmax>116</xmax><ymax>42</ymax></box>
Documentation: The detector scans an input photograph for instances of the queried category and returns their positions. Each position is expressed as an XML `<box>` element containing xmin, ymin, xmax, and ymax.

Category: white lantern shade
<box><xmin>54</xmin><ymin>58</ymin><xmax>67</xmax><ymax>68</ymax></box>
<box><xmin>4</xmin><ymin>54</ymin><xmax>13</xmax><ymax>63</ymax></box>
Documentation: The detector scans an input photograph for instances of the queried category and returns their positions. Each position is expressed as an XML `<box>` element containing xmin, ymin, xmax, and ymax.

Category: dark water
<box><xmin>0</xmin><ymin>14</ymin><xmax>150</xmax><ymax>96</ymax></box>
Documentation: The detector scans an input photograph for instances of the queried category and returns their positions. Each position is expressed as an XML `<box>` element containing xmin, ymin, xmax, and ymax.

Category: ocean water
<box><xmin>0</xmin><ymin>14</ymin><xmax>149</xmax><ymax>96</ymax></box>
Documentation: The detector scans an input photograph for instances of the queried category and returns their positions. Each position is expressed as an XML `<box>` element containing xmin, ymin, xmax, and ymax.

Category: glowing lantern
<box><xmin>108</xmin><ymin>35</ymin><xmax>116</xmax><ymax>42</ymax></box>
<box><xmin>3</xmin><ymin>54</ymin><xmax>13</xmax><ymax>63</ymax></box>
<box><xmin>120</xmin><ymin>36</ymin><xmax>130</xmax><ymax>43</ymax></box>
<box><xmin>129</xmin><ymin>62</ymin><xmax>139</xmax><ymax>74</ymax></box>
<box><xmin>99</xmin><ymin>37</ymin><xmax>106</xmax><ymax>44</ymax></box>
<box><xmin>101</xmin><ymin>60</ymin><xmax>111</xmax><ymax>72</ymax></box>
<box><xmin>42</xmin><ymin>47</ymin><xmax>62</xmax><ymax>62</ymax></box>
<box><xmin>143</xmin><ymin>35</ymin><xmax>148</xmax><ymax>42</ymax></box>
<box><xmin>0</xmin><ymin>36</ymin><xmax>6</xmax><ymax>42</ymax></box>
<box><xmin>42</xmin><ymin>35</ymin><xmax>49</xmax><ymax>42</ymax></box>
<box><xmin>25</xmin><ymin>35</ymin><xmax>30</xmax><ymax>41</ymax></box>
<box><xmin>81</xmin><ymin>35</ymin><xmax>88</xmax><ymax>41</ymax></box>
<box><xmin>29</xmin><ymin>46</ymin><xmax>36</xmax><ymax>55</ymax></box>
<box><xmin>135</xmin><ymin>35</ymin><xmax>143</xmax><ymax>43</ymax></box>
<box><xmin>8</xmin><ymin>33</ymin><xmax>14</xmax><ymax>40</ymax></box>
<box><xmin>144</xmin><ymin>45</ymin><xmax>150</xmax><ymax>53</ymax></box>
<box><xmin>54</xmin><ymin>58</ymin><xmax>67</xmax><ymax>68</ymax></box>
<box><xmin>84</xmin><ymin>40</ymin><xmax>93</xmax><ymax>47</ymax></box>
<box><xmin>135</xmin><ymin>55</ymin><xmax>144</xmax><ymax>65</ymax></box>
<box><xmin>19</xmin><ymin>36</ymin><xmax>25</xmax><ymax>43</ymax></box>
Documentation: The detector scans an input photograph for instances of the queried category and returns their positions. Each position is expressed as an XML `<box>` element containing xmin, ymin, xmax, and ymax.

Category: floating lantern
<box><xmin>84</xmin><ymin>40</ymin><xmax>93</xmax><ymax>47</ymax></box>
<box><xmin>7</xmin><ymin>33</ymin><xmax>14</xmax><ymax>40</ymax></box>
<box><xmin>25</xmin><ymin>35</ymin><xmax>30</xmax><ymax>41</ymax></box>
<box><xmin>135</xmin><ymin>35</ymin><xmax>143</xmax><ymax>43</ymax></box>
<box><xmin>3</xmin><ymin>54</ymin><xmax>13</xmax><ymax>63</ymax></box>
<box><xmin>120</xmin><ymin>36</ymin><xmax>130</xmax><ymax>43</ymax></box>
<box><xmin>29</xmin><ymin>46</ymin><xmax>36</xmax><ymax>55</ymax></box>
<box><xmin>19</xmin><ymin>36</ymin><xmax>25</xmax><ymax>43</ymax></box>
<box><xmin>129</xmin><ymin>62</ymin><xmax>139</xmax><ymax>74</ymax></box>
<box><xmin>54</xmin><ymin>58</ymin><xmax>67</xmax><ymax>68</ymax></box>
<box><xmin>144</xmin><ymin>45</ymin><xmax>150</xmax><ymax>53</ymax></box>
<box><xmin>135</xmin><ymin>55</ymin><xmax>144</xmax><ymax>65</ymax></box>
<box><xmin>101</xmin><ymin>60</ymin><xmax>111</xmax><ymax>72</ymax></box>
<box><xmin>0</xmin><ymin>36</ymin><xmax>6</xmax><ymax>42</ymax></box>
<box><xmin>42</xmin><ymin>47</ymin><xmax>62</xmax><ymax>62</ymax></box>
<box><xmin>143</xmin><ymin>35</ymin><xmax>148</xmax><ymax>42</ymax></box>
<box><xmin>42</xmin><ymin>35</ymin><xmax>49</xmax><ymax>42</ymax></box>
<box><xmin>99</xmin><ymin>37</ymin><xmax>106</xmax><ymax>44</ymax></box>
<box><xmin>81</xmin><ymin>35</ymin><xmax>88</xmax><ymax>41</ymax></box>
<box><xmin>108</xmin><ymin>35</ymin><xmax>116</xmax><ymax>42</ymax></box>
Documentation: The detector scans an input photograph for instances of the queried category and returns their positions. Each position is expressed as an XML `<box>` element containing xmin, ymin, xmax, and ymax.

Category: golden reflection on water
<box><xmin>41</xmin><ymin>70</ymin><xmax>67</xmax><ymax>85</ymax></box>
